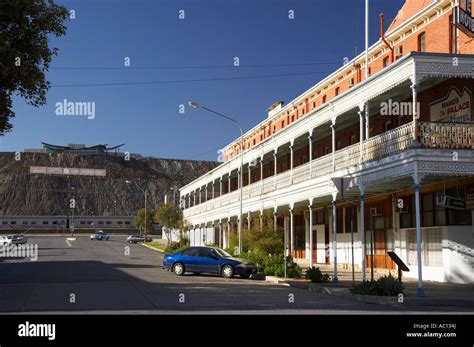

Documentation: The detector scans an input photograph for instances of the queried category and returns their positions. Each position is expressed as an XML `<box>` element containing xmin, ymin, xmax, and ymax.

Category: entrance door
<box><xmin>315</xmin><ymin>224</ymin><xmax>325</xmax><ymax>263</ymax></box>
<box><xmin>312</xmin><ymin>226</ymin><xmax>317</xmax><ymax>263</ymax></box>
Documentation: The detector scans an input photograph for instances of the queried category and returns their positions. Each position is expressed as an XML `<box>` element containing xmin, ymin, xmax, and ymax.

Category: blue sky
<box><xmin>3</xmin><ymin>0</ymin><xmax>405</xmax><ymax>161</ymax></box>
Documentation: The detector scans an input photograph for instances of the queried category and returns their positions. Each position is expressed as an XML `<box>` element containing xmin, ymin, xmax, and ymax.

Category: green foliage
<box><xmin>164</xmin><ymin>237</ymin><xmax>190</xmax><ymax>254</ymax></box>
<box><xmin>350</xmin><ymin>274</ymin><xmax>404</xmax><ymax>296</ymax></box>
<box><xmin>305</xmin><ymin>266</ymin><xmax>331</xmax><ymax>283</ymax></box>
<box><xmin>134</xmin><ymin>208</ymin><xmax>155</xmax><ymax>235</ymax></box>
<box><xmin>155</xmin><ymin>203</ymin><xmax>183</xmax><ymax>230</ymax></box>
<box><xmin>0</xmin><ymin>0</ymin><xmax>69</xmax><ymax>134</ymax></box>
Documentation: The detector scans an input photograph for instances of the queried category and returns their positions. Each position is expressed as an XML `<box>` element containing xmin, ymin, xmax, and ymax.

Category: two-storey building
<box><xmin>180</xmin><ymin>0</ymin><xmax>474</xmax><ymax>287</ymax></box>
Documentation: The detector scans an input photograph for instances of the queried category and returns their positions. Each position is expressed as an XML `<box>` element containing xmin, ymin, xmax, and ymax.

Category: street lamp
<box><xmin>188</xmin><ymin>101</ymin><xmax>244</xmax><ymax>255</ymax></box>
<box><xmin>126</xmin><ymin>180</ymin><xmax>148</xmax><ymax>237</ymax></box>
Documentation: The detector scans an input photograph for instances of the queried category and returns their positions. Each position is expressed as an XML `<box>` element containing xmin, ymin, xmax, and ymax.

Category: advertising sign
<box><xmin>455</xmin><ymin>0</ymin><xmax>474</xmax><ymax>37</ymax></box>
<box><xmin>430</xmin><ymin>86</ymin><xmax>472</xmax><ymax>122</ymax></box>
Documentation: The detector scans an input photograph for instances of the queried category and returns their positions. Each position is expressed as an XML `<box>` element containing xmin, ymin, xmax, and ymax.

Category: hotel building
<box><xmin>179</xmin><ymin>0</ymin><xmax>474</xmax><ymax>287</ymax></box>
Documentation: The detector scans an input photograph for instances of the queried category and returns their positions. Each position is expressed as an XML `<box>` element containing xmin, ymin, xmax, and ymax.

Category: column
<box><xmin>199</xmin><ymin>188</ymin><xmax>202</xmax><ymax>204</ymax></box>
<box><xmin>308</xmin><ymin>199</ymin><xmax>313</xmax><ymax>266</ymax></box>
<box><xmin>273</xmin><ymin>207</ymin><xmax>278</xmax><ymax>232</ymax></box>
<box><xmin>289</xmin><ymin>205</ymin><xmax>294</xmax><ymax>256</ymax></box>
<box><xmin>308</xmin><ymin>130</ymin><xmax>313</xmax><ymax>177</ymax></box>
<box><xmin>360</xmin><ymin>185</ymin><xmax>366</xmax><ymax>281</ymax></box>
<box><xmin>411</xmin><ymin>83</ymin><xmax>419</xmax><ymax>142</ymax></box>
<box><xmin>248</xmin><ymin>163</ymin><xmax>252</xmax><ymax>186</ymax></box>
<box><xmin>260</xmin><ymin>157</ymin><xmax>264</xmax><ymax>193</ymax></box>
<box><xmin>413</xmin><ymin>168</ymin><xmax>425</xmax><ymax>297</ymax></box>
<box><xmin>289</xmin><ymin>140</ymin><xmax>294</xmax><ymax>184</ymax></box>
<box><xmin>205</xmin><ymin>185</ymin><xmax>208</xmax><ymax>202</ymax></box>
<box><xmin>365</xmin><ymin>102</ymin><xmax>370</xmax><ymax>140</ymax></box>
<box><xmin>219</xmin><ymin>178</ymin><xmax>223</xmax><ymax>196</ymax></box>
<box><xmin>332</xmin><ymin>193</ymin><xmax>338</xmax><ymax>283</ymax></box>
<box><xmin>358</xmin><ymin>107</ymin><xmax>365</xmax><ymax>164</ymax></box>
<box><xmin>218</xmin><ymin>221</ymin><xmax>222</xmax><ymax>248</ymax></box>
<box><xmin>273</xmin><ymin>149</ymin><xmax>278</xmax><ymax>188</ymax></box>
<box><xmin>212</xmin><ymin>181</ymin><xmax>215</xmax><ymax>199</ymax></box>
<box><xmin>331</xmin><ymin>121</ymin><xmax>336</xmax><ymax>172</ymax></box>
<box><xmin>228</xmin><ymin>172</ymin><xmax>231</xmax><ymax>193</ymax></box>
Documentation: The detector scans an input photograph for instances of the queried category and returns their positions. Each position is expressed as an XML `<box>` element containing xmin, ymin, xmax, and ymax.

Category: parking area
<box><xmin>0</xmin><ymin>235</ymin><xmax>471</xmax><ymax>314</ymax></box>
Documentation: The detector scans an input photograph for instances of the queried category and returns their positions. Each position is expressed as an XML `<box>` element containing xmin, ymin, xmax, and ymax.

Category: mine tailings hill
<box><xmin>0</xmin><ymin>152</ymin><xmax>219</xmax><ymax>216</ymax></box>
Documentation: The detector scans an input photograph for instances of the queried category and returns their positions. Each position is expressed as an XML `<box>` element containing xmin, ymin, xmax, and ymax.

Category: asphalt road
<box><xmin>0</xmin><ymin>236</ymin><xmax>469</xmax><ymax>314</ymax></box>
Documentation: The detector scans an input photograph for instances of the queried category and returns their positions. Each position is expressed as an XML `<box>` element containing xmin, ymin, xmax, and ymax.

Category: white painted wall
<box><xmin>188</xmin><ymin>227</ymin><xmax>216</xmax><ymax>246</ymax></box>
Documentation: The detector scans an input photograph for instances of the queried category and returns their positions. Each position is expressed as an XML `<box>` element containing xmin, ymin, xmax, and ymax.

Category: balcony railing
<box><xmin>184</xmin><ymin>121</ymin><xmax>474</xmax><ymax>217</ymax></box>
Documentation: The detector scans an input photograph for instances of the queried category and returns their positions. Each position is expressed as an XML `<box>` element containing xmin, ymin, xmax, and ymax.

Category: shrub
<box><xmin>165</xmin><ymin>238</ymin><xmax>189</xmax><ymax>254</ymax></box>
<box><xmin>377</xmin><ymin>274</ymin><xmax>404</xmax><ymax>296</ymax></box>
<box><xmin>305</xmin><ymin>267</ymin><xmax>330</xmax><ymax>283</ymax></box>
<box><xmin>350</xmin><ymin>274</ymin><xmax>404</xmax><ymax>296</ymax></box>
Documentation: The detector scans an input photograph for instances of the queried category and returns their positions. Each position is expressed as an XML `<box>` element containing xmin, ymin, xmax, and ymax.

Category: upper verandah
<box><xmin>222</xmin><ymin>0</ymin><xmax>472</xmax><ymax>161</ymax></box>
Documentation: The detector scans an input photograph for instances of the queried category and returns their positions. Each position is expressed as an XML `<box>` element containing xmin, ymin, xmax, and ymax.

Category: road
<box><xmin>0</xmin><ymin>236</ymin><xmax>470</xmax><ymax>314</ymax></box>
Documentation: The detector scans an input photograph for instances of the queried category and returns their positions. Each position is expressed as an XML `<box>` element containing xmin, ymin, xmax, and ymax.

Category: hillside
<box><xmin>0</xmin><ymin>152</ymin><xmax>219</xmax><ymax>216</ymax></box>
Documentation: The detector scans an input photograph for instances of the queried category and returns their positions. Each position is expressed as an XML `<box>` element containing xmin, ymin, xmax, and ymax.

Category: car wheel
<box><xmin>173</xmin><ymin>263</ymin><xmax>185</xmax><ymax>276</ymax></box>
<box><xmin>222</xmin><ymin>265</ymin><xmax>234</xmax><ymax>278</ymax></box>
<box><xmin>240</xmin><ymin>274</ymin><xmax>250</xmax><ymax>279</ymax></box>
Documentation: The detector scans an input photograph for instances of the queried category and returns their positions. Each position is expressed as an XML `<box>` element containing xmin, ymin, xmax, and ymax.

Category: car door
<box><xmin>196</xmin><ymin>248</ymin><xmax>220</xmax><ymax>274</ymax></box>
<box><xmin>180</xmin><ymin>248</ymin><xmax>199</xmax><ymax>272</ymax></box>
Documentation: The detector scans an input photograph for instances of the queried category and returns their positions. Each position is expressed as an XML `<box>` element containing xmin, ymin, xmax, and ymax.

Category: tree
<box><xmin>135</xmin><ymin>208</ymin><xmax>155</xmax><ymax>236</ymax></box>
<box><xmin>0</xmin><ymin>0</ymin><xmax>69</xmax><ymax>134</ymax></box>
<box><xmin>155</xmin><ymin>203</ymin><xmax>183</xmax><ymax>244</ymax></box>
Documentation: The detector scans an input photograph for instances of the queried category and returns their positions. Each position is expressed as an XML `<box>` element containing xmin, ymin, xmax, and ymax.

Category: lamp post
<box><xmin>188</xmin><ymin>101</ymin><xmax>244</xmax><ymax>255</ymax></box>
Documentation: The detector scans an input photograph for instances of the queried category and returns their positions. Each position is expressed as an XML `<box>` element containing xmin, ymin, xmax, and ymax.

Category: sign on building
<box><xmin>30</xmin><ymin>166</ymin><xmax>106</xmax><ymax>177</ymax></box>
<box><xmin>429</xmin><ymin>86</ymin><xmax>472</xmax><ymax>122</ymax></box>
<box><xmin>455</xmin><ymin>0</ymin><xmax>474</xmax><ymax>37</ymax></box>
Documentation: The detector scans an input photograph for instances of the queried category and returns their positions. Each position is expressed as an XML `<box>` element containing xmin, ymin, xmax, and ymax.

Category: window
<box><xmin>322</xmin><ymin>95</ymin><xmax>327</xmax><ymax>104</ymax></box>
<box><xmin>336</xmin><ymin>208</ymin><xmax>344</xmax><ymax>233</ymax></box>
<box><xmin>106</xmin><ymin>221</ymin><xmax>112</xmax><ymax>225</ymax></box>
<box><xmin>324</xmin><ymin>147</ymin><xmax>330</xmax><ymax>155</ymax></box>
<box><xmin>52</xmin><ymin>221</ymin><xmax>57</xmax><ymax>225</ymax></box>
<box><xmin>335</xmin><ymin>87</ymin><xmax>340</xmax><ymax>96</ymax></box>
<box><xmin>182</xmin><ymin>248</ymin><xmax>198</xmax><ymax>257</ymax></box>
<box><xmin>31</xmin><ymin>221</ymin><xmax>36</xmax><ymax>225</ymax></box>
<box><xmin>23</xmin><ymin>221</ymin><xmax>28</xmax><ymax>225</ymax></box>
<box><xmin>383</xmin><ymin>56</ymin><xmax>390</xmax><ymax>68</ymax></box>
<box><xmin>418</xmin><ymin>32</ymin><xmax>426</xmax><ymax>52</ymax></box>
<box><xmin>80</xmin><ymin>221</ymin><xmax>86</xmax><ymax>225</ymax></box>
<box><xmin>98</xmin><ymin>221</ymin><xmax>104</xmax><ymax>225</ymax></box>
<box><xmin>384</xmin><ymin>121</ymin><xmax>392</xmax><ymax>132</ymax></box>
<box><xmin>350</xmin><ymin>135</ymin><xmax>357</xmax><ymax>145</ymax></box>
<box><xmin>312</xmin><ymin>102</ymin><xmax>316</xmax><ymax>109</ymax></box>
<box><xmin>281</xmin><ymin>120</ymin><xmax>285</xmax><ymax>128</ymax></box>
<box><xmin>10</xmin><ymin>221</ymin><xmax>16</xmax><ymax>225</ymax></box>
<box><xmin>198</xmin><ymin>248</ymin><xmax>213</xmax><ymax>258</ymax></box>
<box><xmin>125</xmin><ymin>221</ymin><xmax>131</xmax><ymax>225</ymax></box>
<box><xmin>42</xmin><ymin>221</ymin><xmax>48</xmax><ymax>225</ymax></box>
<box><xmin>2</xmin><ymin>221</ymin><xmax>7</xmax><ymax>225</ymax></box>
<box><xmin>118</xmin><ymin>221</ymin><xmax>123</xmax><ymax>225</ymax></box>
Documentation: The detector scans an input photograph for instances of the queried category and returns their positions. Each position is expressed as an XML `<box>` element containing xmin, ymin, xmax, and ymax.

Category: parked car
<box><xmin>126</xmin><ymin>234</ymin><xmax>152</xmax><ymax>244</ymax></box>
<box><xmin>0</xmin><ymin>235</ymin><xmax>13</xmax><ymax>246</ymax></box>
<box><xmin>163</xmin><ymin>246</ymin><xmax>257</xmax><ymax>279</ymax></box>
<box><xmin>11</xmin><ymin>234</ymin><xmax>27</xmax><ymax>245</ymax></box>
<box><xmin>90</xmin><ymin>231</ymin><xmax>109</xmax><ymax>241</ymax></box>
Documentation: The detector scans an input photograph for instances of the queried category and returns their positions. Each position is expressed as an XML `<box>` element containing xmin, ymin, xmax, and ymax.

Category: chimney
<box><xmin>267</xmin><ymin>100</ymin><xmax>284</xmax><ymax>118</ymax></box>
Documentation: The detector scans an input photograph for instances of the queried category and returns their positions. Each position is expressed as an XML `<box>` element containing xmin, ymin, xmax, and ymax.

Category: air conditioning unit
<box><xmin>370</xmin><ymin>207</ymin><xmax>383</xmax><ymax>216</ymax></box>
<box><xmin>395</xmin><ymin>46</ymin><xmax>403</xmax><ymax>58</ymax></box>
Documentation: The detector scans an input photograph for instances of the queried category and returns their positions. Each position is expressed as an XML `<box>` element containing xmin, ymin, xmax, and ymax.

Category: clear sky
<box><xmin>3</xmin><ymin>0</ymin><xmax>405</xmax><ymax>161</ymax></box>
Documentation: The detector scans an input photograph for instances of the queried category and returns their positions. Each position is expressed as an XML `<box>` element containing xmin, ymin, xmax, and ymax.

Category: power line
<box><xmin>50</xmin><ymin>70</ymin><xmax>333</xmax><ymax>88</ymax></box>
<box><xmin>185</xmin><ymin>146</ymin><xmax>223</xmax><ymax>161</ymax></box>
<box><xmin>50</xmin><ymin>62</ymin><xmax>342</xmax><ymax>70</ymax></box>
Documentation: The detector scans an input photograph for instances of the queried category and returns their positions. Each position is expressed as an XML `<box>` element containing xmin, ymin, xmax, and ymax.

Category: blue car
<box><xmin>163</xmin><ymin>246</ymin><xmax>257</xmax><ymax>279</ymax></box>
